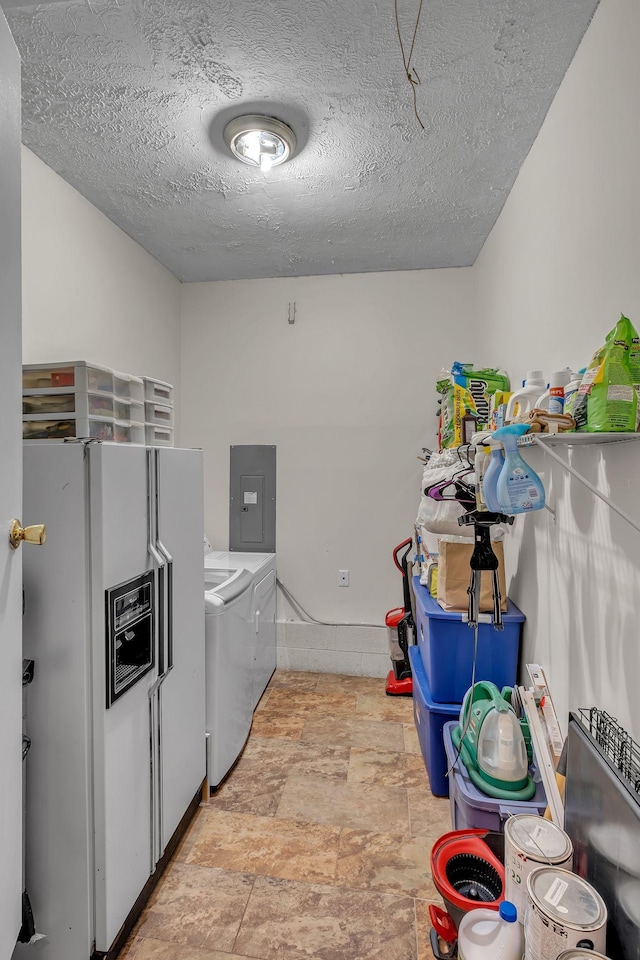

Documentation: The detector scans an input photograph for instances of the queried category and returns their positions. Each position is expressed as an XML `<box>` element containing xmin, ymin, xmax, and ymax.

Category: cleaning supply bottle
<box><xmin>494</xmin><ymin>424</ymin><xmax>546</xmax><ymax>514</ymax></box>
<box><xmin>481</xmin><ymin>439</ymin><xmax>505</xmax><ymax>513</ymax></box>
<box><xmin>505</xmin><ymin>370</ymin><xmax>546</xmax><ymax>422</ymax></box>
<box><xmin>472</xmin><ymin>432</ymin><xmax>493</xmax><ymax>511</ymax></box>
<box><xmin>536</xmin><ymin>369</ymin><xmax>571</xmax><ymax>414</ymax></box>
<box><xmin>457</xmin><ymin>901</ymin><xmax>524</xmax><ymax>960</ymax></box>
<box><xmin>563</xmin><ymin>369</ymin><xmax>585</xmax><ymax>417</ymax></box>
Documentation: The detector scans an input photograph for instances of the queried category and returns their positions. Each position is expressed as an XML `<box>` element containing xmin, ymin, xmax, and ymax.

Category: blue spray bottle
<box><xmin>494</xmin><ymin>424</ymin><xmax>546</xmax><ymax>515</ymax></box>
<box><xmin>481</xmin><ymin>440</ymin><xmax>505</xmax><ymax>512</ymax></box>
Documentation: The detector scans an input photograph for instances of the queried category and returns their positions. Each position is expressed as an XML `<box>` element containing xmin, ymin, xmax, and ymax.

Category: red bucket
<box><xmin>431</xmin><ymin>829</ymin><xmax>505</xmax><ymax>929</ymax></box>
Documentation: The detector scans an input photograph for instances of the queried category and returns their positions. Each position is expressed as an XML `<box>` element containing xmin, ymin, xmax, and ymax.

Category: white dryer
<box><xmin>204</xmin><ymin>549</ymin><xmax>276</xmax><ymax>789</ymax></box>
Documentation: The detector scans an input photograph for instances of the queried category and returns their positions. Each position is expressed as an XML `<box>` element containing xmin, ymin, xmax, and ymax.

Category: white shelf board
<box><xmin>518</xmin><ymin>431</ymin><xmax>640</xmax><ymax>447</ymax></box>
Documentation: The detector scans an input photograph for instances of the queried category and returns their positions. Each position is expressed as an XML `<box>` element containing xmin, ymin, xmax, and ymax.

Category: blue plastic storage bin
<box><xmin>409</xmin><ymin>645</ymin><xmax>459</xmax><ymax>797</ymax></box>
<box><xmin>442</xmin><ymin>721</ymin><xmax>547</xmax><ymax>832</ymax></box>
<box><xmin>413</xmin><ymin>576</ymin><xmax>524</xmax><ymax>704</ymax></box>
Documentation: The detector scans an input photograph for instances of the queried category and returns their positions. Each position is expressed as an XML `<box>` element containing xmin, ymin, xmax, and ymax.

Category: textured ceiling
<box><xmin>4</xmin><ymin>0</ymin><xmax>599</xmax><ymax>282</ymax></box>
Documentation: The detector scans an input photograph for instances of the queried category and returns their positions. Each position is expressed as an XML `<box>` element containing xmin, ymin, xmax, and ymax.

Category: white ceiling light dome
<box><xmin>223</xmin><ymin>115</ymin><xmax>297</xmax><ymax>172</ymax></box>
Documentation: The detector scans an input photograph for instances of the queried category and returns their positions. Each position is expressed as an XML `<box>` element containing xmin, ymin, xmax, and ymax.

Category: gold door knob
<box><xmin>9</xmin><ymin>520</ymin><xmax>47</xmax><ymax>550</ymax></box>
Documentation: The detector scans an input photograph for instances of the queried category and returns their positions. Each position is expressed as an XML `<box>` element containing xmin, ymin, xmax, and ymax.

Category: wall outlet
<box><xmin>338</xmin><ymin>569</ymin><xmax>349</xmax><ymax>587</ymax></box>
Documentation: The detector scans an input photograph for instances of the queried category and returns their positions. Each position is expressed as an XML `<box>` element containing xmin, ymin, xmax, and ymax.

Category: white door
<box><xmin>0</xmin><ymin>10</ymin><xmax>24</xmax><ymax>958</ymax></box>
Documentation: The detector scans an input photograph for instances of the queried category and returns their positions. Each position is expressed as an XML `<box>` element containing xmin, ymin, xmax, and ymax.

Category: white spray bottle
<box><xmin>494</xmin><ymin>424</ymin><xmax>546</xmax><ymax>515</ymax></box>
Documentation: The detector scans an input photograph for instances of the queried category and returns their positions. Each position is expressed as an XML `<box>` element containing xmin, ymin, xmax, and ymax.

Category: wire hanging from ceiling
<box><xmin>394</xmin><ymin>0</ymin><xmax>426</xmax><ymax>130</ymax></box>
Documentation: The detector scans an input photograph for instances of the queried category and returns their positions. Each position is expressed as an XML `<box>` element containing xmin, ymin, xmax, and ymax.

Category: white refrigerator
<box><xmin>14</xmin><ymin>441</ymin><xmax>206</xmax><ymax>960</ymax></box>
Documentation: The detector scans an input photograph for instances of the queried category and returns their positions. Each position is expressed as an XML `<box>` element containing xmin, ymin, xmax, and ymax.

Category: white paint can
<box><xmin>504</xmin><ymin>815</ymin><xmax>573</xmax><ymax>922</ymax></box>
<box><xmin>524</xmin><ymin>867</ymin><xmax>607</xmax><ymax>959</ymax></box>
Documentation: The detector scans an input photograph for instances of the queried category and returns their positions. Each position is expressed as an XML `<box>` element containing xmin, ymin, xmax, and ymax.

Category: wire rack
<box><xmin>578</xmin><ymin>707</ymin><xmax>640</xmax><ymax>795</ymax></box>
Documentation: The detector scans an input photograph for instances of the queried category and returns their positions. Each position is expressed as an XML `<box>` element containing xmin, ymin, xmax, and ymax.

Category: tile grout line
<box><xmin>230</xmin><ymin>871</ymin><xmax>259</xmax><ymax>957</ymax></box>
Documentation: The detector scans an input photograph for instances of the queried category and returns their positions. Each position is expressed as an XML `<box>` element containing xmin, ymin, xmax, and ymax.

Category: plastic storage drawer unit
<box><xmin>22</xmin><ymin>361</ymin><xmax>114</xmax><ymax>394</ymax></box>
<box><xmin>145</xmin><ymin>424</ymin><xmax>174</xmax><ymax>447</ymax></box>
<box><xmin>114</xmin><ymin>397</ymin><xmax>145</xmax><ymax>423</ymax></box>
<box><xmin>442</xmin><ymin>722</ymin><xmax>547</xmax><ymax>832</ymax></box>
<box><xmin>409</xmin><ymin>645</ymin><xmax>459</xmax><ymax>798</ymax></box>
<box><xmin>143</xmin><ymin>377</ymin><xmax>173</xmax><ymax>405</ymax></box>
<box><xmin>113</xmin><ymin>371</ymin><xmax>144</xmax><ymax>403</ymax></box>
<box><xmin>22</xmin><ymin>391</ymin><xmax>114</xmax><ymax>418</ymax></box>
<box><xmin>144</xmin><ymin>401</ymin><xmax>174</xmax><ymax>426</ymax></box>
<box><xmin>22</xmin><ymin>416</ymin><xmax>115</xmax><ymax>442</ymax></box>
<box><xmin>413</xmin><ymin>577</ymin><xmax>524</xmax><ymax>704</ymax></box>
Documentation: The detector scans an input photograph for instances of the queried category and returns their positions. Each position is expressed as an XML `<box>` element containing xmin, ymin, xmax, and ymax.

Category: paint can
<box><xmin>556</xmin><ymin>952</ymin><xmax>611</xmax><ymax>960</ymax></box>
<box><xmin>524</xmin><ymin>867</ymin><xmax>607</xmax><ymax>959</ymax></box>
<box><xmin>504</xmin><ymin>815</ymin><xmax>573</xmax><ymax>923</ymax></box>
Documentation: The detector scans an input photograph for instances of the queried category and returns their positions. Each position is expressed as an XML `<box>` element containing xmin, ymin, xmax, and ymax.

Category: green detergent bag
<box><xmin>574</xmin><ymin>314</ymin><xmax>638</xmax><ymax>432</ymax></box>
<box><xmin>626</xmin><ymin>314</ymin><xmax>640</xmax><ymax>429</ymax></box>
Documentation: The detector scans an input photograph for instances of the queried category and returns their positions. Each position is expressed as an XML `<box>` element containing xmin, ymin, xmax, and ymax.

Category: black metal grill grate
<box><xmin>578</xmin><ymin>707</ymin><xmax>640</xmax><ymax>795</ymax></box>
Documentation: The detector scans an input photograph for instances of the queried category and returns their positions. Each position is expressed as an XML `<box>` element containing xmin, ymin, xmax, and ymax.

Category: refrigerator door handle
<box><xmin>148</xmin><ymin>684</ymin><xmax>163</xmax><ymax>869</ymax></box>
<box><xmin>154</xmin><ymin>449</ymin><xmax>174</xmax><ymax>675</ymax></box>
<box><xmin>148</xmin><ymin>448</ymin><xmax>167</xmax><ymax>679</ymax></box>
<box><xmin>149</xmin><ymin>542</ymin><xmax>166</xmax><ymax>678</ymax></box>
<box><xmin>157</xmin><ymin>539</ymin><xmax>173</xmax><ymax>672</ymax></box>
<box><xmin>158</xmin><ymin>559</ymin><xmax>166</xmax><ymax>678</ymax></box>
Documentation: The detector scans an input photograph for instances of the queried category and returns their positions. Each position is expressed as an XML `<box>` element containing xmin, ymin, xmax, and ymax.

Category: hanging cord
<box><xmin>394</xmin><ymin>0</ymin><xmax>426</xmax><ymax>130</ymax></box>
<box><xmin>445</xmin><ymin>602</ymin><xmax>479</xmax><ymax>780</ymax></box>
<box><xmin>276</xmin><ymin>577</ymin><xmax>383</xmax><ymax>629</ymax></box>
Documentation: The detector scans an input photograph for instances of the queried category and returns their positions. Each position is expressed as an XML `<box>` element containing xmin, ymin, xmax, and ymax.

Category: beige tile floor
<box><xmin>120</xmin><ymin>670</ymin><xmax>452</xmax><ymax>960</ymax></box>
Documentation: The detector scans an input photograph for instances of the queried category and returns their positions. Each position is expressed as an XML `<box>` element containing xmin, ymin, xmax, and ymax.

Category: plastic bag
<box><xmin>574</xmin><ymin>315</ymin><xmax>638</xmax><ymax>432</ymax></box>
<box><xmin>418</xmin><ymin>452</ymin><xmax>472</xmax><ymax>536</ymax></box>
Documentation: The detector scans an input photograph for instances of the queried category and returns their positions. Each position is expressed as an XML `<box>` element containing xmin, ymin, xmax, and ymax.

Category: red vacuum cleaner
<box><xmin>385</xmin><ymin>538</ymin><xmax>416</xmax><ymax>697</ymax></box>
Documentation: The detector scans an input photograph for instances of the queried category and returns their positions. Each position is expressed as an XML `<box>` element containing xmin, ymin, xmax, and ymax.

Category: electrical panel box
<box><xmin>229</xmin><ymin>445</ymin><xmax>276</xmax><ymax>552</ymax></box>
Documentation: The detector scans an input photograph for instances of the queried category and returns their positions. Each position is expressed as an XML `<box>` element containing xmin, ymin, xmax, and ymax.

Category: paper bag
<box><xmin>436</xmin><ymin>540</ymin><xmax>507</xmax><ymax>613</ymax></box>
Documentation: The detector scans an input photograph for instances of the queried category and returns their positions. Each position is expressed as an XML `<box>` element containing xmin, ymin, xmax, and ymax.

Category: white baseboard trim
<box><xmin>276</xmin><ymin>619</ymin><xmax>389</xmax><ymax>677</ymax></box>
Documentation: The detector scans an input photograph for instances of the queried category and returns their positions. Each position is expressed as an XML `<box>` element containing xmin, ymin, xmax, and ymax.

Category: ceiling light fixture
<box><xmin>223</xmin><ymin>115</ymin><xmax>296</xmax><ymax>172</ymax></box>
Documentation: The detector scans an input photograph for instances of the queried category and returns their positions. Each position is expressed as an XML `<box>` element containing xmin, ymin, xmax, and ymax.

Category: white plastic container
<box><xmin>504</xmin><ymin>815</ymin><xmax>573</xmax><ymax>923</ymax></box>
<box><xmin>112</xmin><ymin>370</ymin><xmax>144</xmax><ymax>403</ymax></box>
<box><xmin>563</xmin><ymin>372</ymin><xmax>584</xmax><ymax>417</ymax></box>
<box><xmin>144</xmin><ymin>400</ymin><xmax>174</xmax><ymax>426</ymax></box>
<box><xmin>536</xmin><ymin>370</ymin><xmax>571</xmax><ymax>414</ymax></box>
<box><xmin>458</xmin><ymin>901</ymin><xmax>523</xmax><ymax>959</ymax></box>
<box><xmin>22</xmin><ymin>390</ymin><xmax>114</xmax><ymax>418</ymax></box>
<box><xmin>505</xmin><ymin>371</ymin><xmax>546</xmax><ymax>422</ymax></box>
<box><xmin>22</xmin><ymin>415</ymin><xmax>115</xmax><ymax>442</ymax></box>
<box><xmin>22</xmin><ymin>360</ymin><xmax>114</xmax><ymax>394</ymax></box>
<box><xmin>143</xmin><ymin>376</ymin><xmax>173</xmax><ymax>405</ymax></box>
<box><xmin>524</xmin><ymin>867</ymin><xmax>607</xmax><ymax>959</ymax></box>
<box><xmin>145</xmin><ymin>424</ymin><xmax>174</xmax><ymax>446</ymax></box>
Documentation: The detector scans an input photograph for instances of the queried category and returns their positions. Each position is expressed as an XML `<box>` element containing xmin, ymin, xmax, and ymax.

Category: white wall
<box><xmin>21</xmin><ymin>147</ymin><xmax>182</xmax><ymax>391</ymax></box>
<box><xmin>180</xmin><ymin>270</ymin><xmax>475</xmax><ymax>674</ymax></box>
<box><xmin>474</xmin><ymin>0</ymin><xmax>640</xmax><ymax>737</ymax></box>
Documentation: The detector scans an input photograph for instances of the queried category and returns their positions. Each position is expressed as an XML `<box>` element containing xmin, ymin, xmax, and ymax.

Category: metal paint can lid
<box><xmin>556</xmin><ymin>952</ymin><xmax>611</xmax><ymax>960</ymax></box>
<box><xmin>505</xmin><ymin>815</ymin><xmax>572</xmax><ymax>862</ymax></box>
<box><xmin>527</xmin><ymin>867</ymin><xmax>607</xmax><ymax>931</ymax></box>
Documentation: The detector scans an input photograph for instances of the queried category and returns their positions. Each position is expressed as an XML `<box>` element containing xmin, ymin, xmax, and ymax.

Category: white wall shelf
<box><xmin>518</xmin><ymin>431</ymin><xmax>640</xmax><ymax>447</ymax></box>
<box><xmin>518</xmin><ymin>431</ymin><xmax>640</xmax><ymax>534</ymax></box>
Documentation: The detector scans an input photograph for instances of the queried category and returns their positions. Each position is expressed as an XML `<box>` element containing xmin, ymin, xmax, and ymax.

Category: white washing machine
<box><xmin>204</xmin><ymin>548</ymin><xmax>276</xmax><ymax>789</ymax></box>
